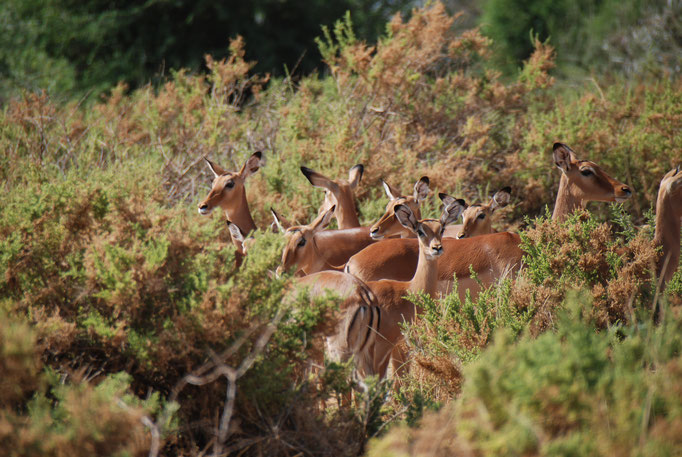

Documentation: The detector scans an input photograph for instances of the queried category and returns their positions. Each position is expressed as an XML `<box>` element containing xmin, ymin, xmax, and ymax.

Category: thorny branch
<box><xmin>144</xmin><ymin>308</ymin><xmax>285</xmax><ymax>457</ymax></box>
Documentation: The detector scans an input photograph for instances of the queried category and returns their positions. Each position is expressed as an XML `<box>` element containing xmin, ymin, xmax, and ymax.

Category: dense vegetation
<box><xmin>1</xmin><ymin>2</ymin><xmax>681</xmax><ymax>456</ymax></box>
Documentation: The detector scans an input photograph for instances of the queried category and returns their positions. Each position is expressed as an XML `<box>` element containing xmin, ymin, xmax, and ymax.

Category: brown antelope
<box><xmin>655</xmin><ymin>166</ymin><xmax>682</xmax><ymax>287</ymax></box>
<box><xmin>294</xmin><ymin>270</ymin><xmax>379</xmax><ymax>375</ymax></box>
<box><xmin>354</xmin><ymin>201</ymin><xmax>466</xmax><ymax>378</ymax></box>
<box><xmin>369</xmin><ymin>177</ymin><xmax>431</xmax><ymax>239</ymax></box>
<box><xmin>452</xmin><ymin>187</ymin><xmax>512</xmax><ymax>239</ymax></box>
<box><xmin>552</xmin><ymin>142</ymin><xmax>632</xmax><ymax>221</ymax></box>
<box><xmin>300</xmin><ymin>165</ymin><xmax>364</xmax><ymax>229</ymax></box>
<box><xmin>275</xmin><ymin>205</ymin><xmax>376</xmax><ymax>277</ymax></box>
<box><xmin>346</xmin><ymin>143</ymin><xmax>634</xmax><ymax>298</ymax></box>
<box><xmin>198</xmin><ymin>151</ymin><xmax>264</xmax><ymax>264</ymax></box>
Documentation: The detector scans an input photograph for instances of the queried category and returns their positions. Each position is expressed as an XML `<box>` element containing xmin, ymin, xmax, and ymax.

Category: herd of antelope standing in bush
<box><xmin>197</xmin><ymin>142</ymin><xmax>682</xmax><ymax>383</ymax></box>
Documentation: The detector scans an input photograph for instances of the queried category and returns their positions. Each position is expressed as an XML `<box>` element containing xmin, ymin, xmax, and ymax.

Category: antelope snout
<box><xmin>615</xmin><ymin>185</ymin><xmax>633</xmax><ymax>203</ymax></box>
<box><xmin>369</xmin><ymin>228</ymin><xmax>384</xmax><ymax>240</ymax></box>
<box><xmin>456</xmin><ymin>232</ymin><xmax>467</xmax><ymax>239</ymax></box>
<box><xmin>275</xmin><ymin>265</ymin><xmax>284</xmax><ymax>278</ymax></box>
<box><xmin>198</xmin><ymin>203</ymin><xmax>210</xmax><ymax>215</ymax></box>
<box><xmin>430</xmin><ymin>244</ymin><xmax>443</xmax><ymax>257</ymax></box>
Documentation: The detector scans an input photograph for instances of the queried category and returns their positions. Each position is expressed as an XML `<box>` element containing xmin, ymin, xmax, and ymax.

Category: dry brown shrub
<box><xmin>512</xmin><ymin>212</ymin><xmax>659</xmax><ymax>332</ymax></box>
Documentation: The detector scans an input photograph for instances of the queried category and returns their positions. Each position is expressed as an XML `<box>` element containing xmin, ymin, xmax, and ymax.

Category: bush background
<box><xmin>1</xmin><ymin>1</ymin><xmax>681</xmax><ymax>456</ymax></box>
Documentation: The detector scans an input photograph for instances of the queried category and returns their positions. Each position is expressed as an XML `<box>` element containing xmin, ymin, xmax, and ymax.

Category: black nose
<box><xmin>622</xmin><ymin>186</ymin><xmax>632</xmax><ymax>196</ymax></box>
<box><xmin>199</xmin><ymin>204</ymin><xmax>208</xmax><ymax>210</ymax></box>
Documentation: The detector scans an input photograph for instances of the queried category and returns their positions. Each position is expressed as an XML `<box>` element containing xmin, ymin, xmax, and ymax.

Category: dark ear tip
<box><xmin>553</xmin><ymin>142</ymin><xmax>564</xmax><ymax>151</ymax></box>
<box><xmin>353</xmin><ymin>164</ymin><xmax>364</xmax><ymax>173</ymax></box>
<box><xmin>300</xmin><ymin>166</ymin><xmax>313</xmax><ymax>178</ymax></box>
<box><xmin>420</xmin><ymin>176</ymin><xmax>430</xmax><ymax>185</ymax></box>
<box><xmin>438</xmin><ymin>192</ymin><xmax>448</xmax><ymax>200</ymax></box>
<box><xmin>456</xmin><ymin>198</ymin><xmax>466</xmax><ymax>206</ymax></box>
<box><xmin>253</xmin><ymin>151</ymin><xmax>263</xmax><ymax>159</ymax></box>
<box><xmin>501</xmin><ymin>186</ymin><xmax>512</xmax><ymax>194</ymax></box>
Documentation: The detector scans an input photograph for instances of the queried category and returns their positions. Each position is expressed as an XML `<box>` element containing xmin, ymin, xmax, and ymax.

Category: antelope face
<box><xmin>276</xmin><ymin>205</ymin><xmax>336</xmax><ymax>277</ymax></box>
<box><xmin>456</xmin><ymin>187</ymin><xmax>511</xmax><ymax>239</ymax></box>
<box><xmin>393</xmin><ymin>198</ymin><xmax>464</xmax><ymax>259</ymax></box>
<box><xmin>370</xmin><ymin>176</ymin><xmax>430</xmax><ymax>240</ymax></box>
<box><xmin>277</xmin><ymin>227</ymin><xmax>313</xmax><ymax>277</ymax></box>
<box><xmin>553</xmin><ymin>143</ymin><xmax>633</xmax><ymax>203</ymax></box>
<box><xmin>415</xmin><ymin>219</ymin><xmax>445</xmax><ymax>259</ymax></box>
<box><xmin>198</xmin><ymin>152</ymin><xmax>263</xmax><ymax>216</ymax></box>
<box><xmin>370</xmin><ymin>196</ymin><xmax>421</xmax><ymax>240</ymax></box>
<box><xmin>198</xmin><ymin>172</ymin><xmax>244</xmax><ymax>215</ymax></box>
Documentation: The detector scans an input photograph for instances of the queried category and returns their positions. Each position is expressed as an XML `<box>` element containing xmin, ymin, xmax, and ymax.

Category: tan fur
<box><xmin>198</xmin><ymin>152</ymin><xmax>264</xmax><ymax>259</ymax></box>
<box><xmin>369</xmin><ymin>177</ymin><xmax>430</xmax><ymax>239</ymax></box>
<box><xmin>348</xmin><ymin>143</ymin><xmax>633</xmax><ymax>299</ymax></box>
<box><xmin>356</xmin><ymin>203</ymin><xmax>465</xmax><ymax>379</ymax></box>
<box><xmin>654</xmin><ymin>167</ymin><xmax>682</xmax><ymax>286</ymax></box>
<box><xmin>301</xmin><ymin>165</ymin><xmax>364</xmax><ymax>229</ymax></box>
<box><xmin>552</xmin><ymin>143</ymin><xmax>632</xmax><ymax>221</ymax></box>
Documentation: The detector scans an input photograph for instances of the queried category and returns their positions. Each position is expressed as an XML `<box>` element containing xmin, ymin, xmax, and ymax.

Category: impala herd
<box><xmin>198</xmin><ymin>142</ymin><xmax>682</xmax><ymax>384</ymax></box>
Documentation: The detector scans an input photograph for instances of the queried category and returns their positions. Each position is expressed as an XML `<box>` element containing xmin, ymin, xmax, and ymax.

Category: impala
<box><xmin>453</xmin><ymin>186</ymin><xmax>511</xmax><ymax>239</ymax></box>
<box><xmin>655</xmin><ymin>166</ymin><xmax>682</xmax><ymax>287</ymax></box>
<box><xmin>273</xmin><ymin>176</ymin><xmax>431</xmax><ymax>276</ymax></box>
<box><xmin>346</xmin><ymin>143</ymin><xmax>634</xmax><ymax>299</ymax></box>
<box><xmin>300</xmin><ymin>164</ymin><xmax>364</xmax><ymax>229</ymax></box>
<box><xmin>369</xmin><ymin>176</ymin><xmax>430</xmax><ymax>239</ymax></box>
<box><xmin>294</xmin><ymin>270</ymin><xmax>380</xmax><ymax>375</ymax></box>
<box><xmin>275</xmin><ymin>205</ymin><xmax>376</xmax><ymax>277</ymax></box>
<box><xmin>354</xmin><ymin>201</ymin><xmax>465</xmax><ymax>378</ymax></box>
<box><xmin>198</xmin><ymin>151</ymin><xmax>264</xmax><ymax>264</ymax></box>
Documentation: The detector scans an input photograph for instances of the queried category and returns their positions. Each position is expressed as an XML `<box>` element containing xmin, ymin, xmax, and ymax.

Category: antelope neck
<box><xmin>552</xmin><ymin>174</ymin><xmax>585</xmax><ymax>221</ymax></box>
<box><xmin>308</xmin><ymin>235</ymin><xmax>345</xmax><ymax>273</ymax></box>
<box><xmin>408</xmin><ymin>242</ymin><xmax>439</xmax><ymax>297</ymax></box>
<box><xmin>654</xmin><ymin>194</ymin><xmax>681</xmax><ymax>283</ymax></box>
<box><xmin>224</xmin><ymin>192</ymin><xmax>256</xmax><ymax>235</ymax></box>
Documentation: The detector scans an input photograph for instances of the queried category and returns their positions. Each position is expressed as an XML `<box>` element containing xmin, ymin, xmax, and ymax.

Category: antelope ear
<box><xmin>394</xmin><ymin>204</ymin><xmax>419</xmax><ymax>232</ymax></box>
<box><xmin>439</xmin><ymin>192</ymin><xmax>467</xmax><ymax>211</ymax></box>
<box><xmin>270</xmin><ymin>207</ymin><xmax>290</xmax><ymax>233</ymax></box>
<box><xmin>310</xmin><ymin>205</ymin><xmax>336</xmax><ymax>233</ymax></box>
<box><xmin>301</xmin><ymin>166</ymin><xmax>339</xmax><ymax>193</ymax></box>
<box><xmin>381</xmin><ymin>179</ymin><xmax>402</xmax><ymax>201</ymax></box>
<box><xmin>239</xmin><ymin>151</ymin><xmax>264</xmax><ymax>179</ymax></box>
<box><xmin>348</xmin><ymin>164</ymin><xmax>364</xmax><ymax>189</ymax></box>
<box><xmin>205</xmin><ymin>157</ymin><xmax>228</xmax><ymax>177</ymax></box>
<box><xmin>413</xmin><ymin>176</ymin><xmax>430</xmax><ymax>202</ymax></box>
<box><xmin>440</xmin><ymin>198</ymin><xmax>466</xmax><ymax>226</ymax></box>
<box><xmin>490</xmin><ymin>187</ymin><xmax>512</xmax><ymax>211</ymax></box>
<box><xmin>553</xmin><ymin>143</ymin><xmax>577</xmax><ymax>174</ymax></box>
<box><xmin>227</xmin><ymin>221</ymin><xmax>245</xmax><ymax>243</ymax></box>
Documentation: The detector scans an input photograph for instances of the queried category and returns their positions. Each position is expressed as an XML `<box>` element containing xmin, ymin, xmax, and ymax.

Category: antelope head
<box><xmin>198</xmin><ymin>151</ymin><xmax>264</xmax><ymax>216</ymax></box>
<box><xmin>276</xmin><ymin>205</ymin><xmax>336</xmax><ymax>277</ymax></box>
<box><xmin>300</xmin><ymin>164</ymin><xmax>364</xmax><ymax>229</ymax></box>
<box><xmin>369</xmin><ymin>176</ymin><xmax>430</xmax><ymax>240</ymax></box>
<box><xmin>452</xmin><ymin>187</ymin><xmax>511</xmax><ymax>239</ymax></box>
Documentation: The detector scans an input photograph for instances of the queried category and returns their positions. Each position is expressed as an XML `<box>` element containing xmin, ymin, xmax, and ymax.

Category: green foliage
<box><xmin>0</xmin><ymin>3</ymin><xmax>680</xmax><ymax>454</ymax></box>
<box><xmin>369</xmin><ymin>291</ymin><xmax>682</xmax><ymax>456</ymax></box>
<box><xmin>480</xmin><ymin>0</ymin><xmax>682</xmax><ymax>78</ymax></box>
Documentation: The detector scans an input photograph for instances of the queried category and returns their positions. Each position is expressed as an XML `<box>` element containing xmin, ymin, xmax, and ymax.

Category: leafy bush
<box><xmin>368</xmin><ymin>292</ymin><xmax>682</xmax><ymax>456</ymax></box>
<box><xmin>0</xmin><ymin>3</ymin><xmax>680</xmax><ymax>455</ymax></box>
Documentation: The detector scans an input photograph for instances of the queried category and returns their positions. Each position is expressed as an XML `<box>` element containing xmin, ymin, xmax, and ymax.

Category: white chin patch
<box><xmin>370</xmin><ymin>233</ymin><xmax>384</xmax><ymax>240</ymax></box>
<box><xmin>198</xmin><ymin>207</ymin><xmax>211</xmax><ymax>215</ymax></box>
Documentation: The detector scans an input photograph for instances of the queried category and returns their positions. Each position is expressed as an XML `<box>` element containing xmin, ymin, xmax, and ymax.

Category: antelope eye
<box><xmin>478</xmin><ymin>213</ymin><xmax>486</xmax><ymax>220</ymax></box>
<box><xmin>225</xmin><ymin>180</ymin><xmax>235</xmax><ymax>189</ymax></box>
<box><xmin>297</xmin><ymin>237</ymin><xmax>307</xmax><ymax>248</ymax></box>
<box><xmin>580</xmin><ymin>169</ymin><xmax>594</xmax><ymax>177</ymax></box>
